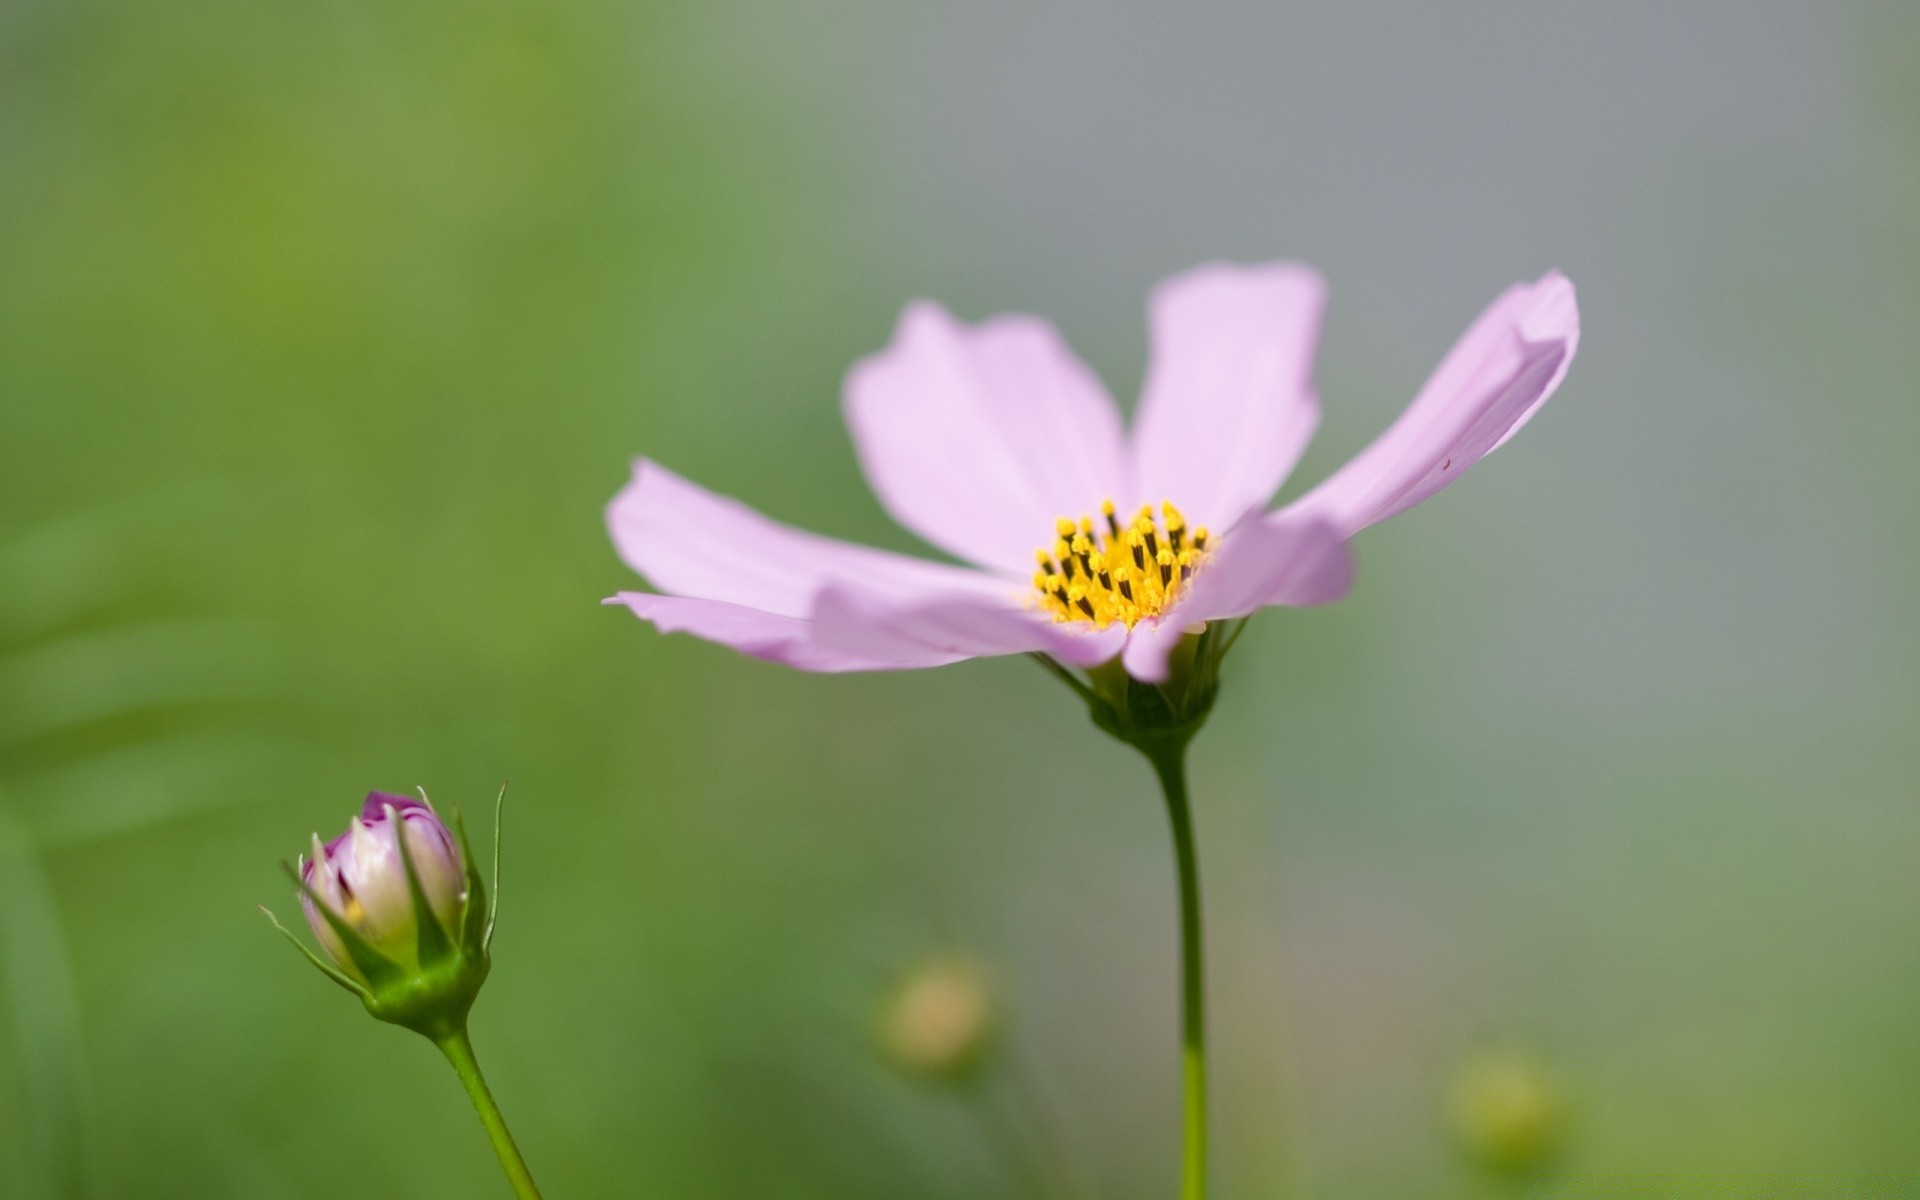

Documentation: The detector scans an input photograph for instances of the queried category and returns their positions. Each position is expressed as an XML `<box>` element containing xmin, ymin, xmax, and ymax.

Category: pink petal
<box><xmin>844</xmin><ymin>303</ymin><xmax>1130</xmax><ymax>575</ymax></box>
<box><xmin>1120</xmin><ymin>517</ymin><xmax>1352</xmax><ymax>683</ymax></box>
<box><xmin>1283</xmin><ymin>271</ymin><xmax>1579</xmax><ymax>536</ymax></box>
<box><xmin>606</xmin><ymin>459</ymin><xmax>1007</xmax><ymax>619</ymax></box>
<box><xmin>811</xmin><ymin>586</ymin><xmax>1127</xmax><ymax>671</ymax></box>
<box><xmin>606</xmin><ymin>592</ymin><xmax>965</xmax><ymax>673</ymax></box>
<box><xmin>1131</xmin><ymin>262</ymin><xmax>1327</xmax><ymax>533</ymax></box>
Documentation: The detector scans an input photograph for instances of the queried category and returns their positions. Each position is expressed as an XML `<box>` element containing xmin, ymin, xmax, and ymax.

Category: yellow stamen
<box><xmin>1031</xmin><ymin>497</ymin><xmax>1212</xmax><ymax>628</ymax></box>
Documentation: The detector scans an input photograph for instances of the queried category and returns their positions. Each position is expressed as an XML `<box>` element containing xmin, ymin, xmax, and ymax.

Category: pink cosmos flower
<box><xmin>606</xmin><ymin>263</ymin><xmax>1578</xmax><ymax>682</ymax></box>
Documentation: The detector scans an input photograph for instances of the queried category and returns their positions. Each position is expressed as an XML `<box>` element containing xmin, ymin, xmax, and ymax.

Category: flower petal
<box><xmin>605</xmin><ymin>592</ymin><xmax>965</xmax><ymax>672</ymax></box>
<box><xmin>360</xmin><ymin>790</ymin><xmax>427</xmax><ymax>824</ymax></box>
<box><xmin>811</xmin><ymin>586</ymin><xmax>1127</xmax><ymax>671</ymax></box>
<box><xmin>607</xmin><ymin>459</ymin><xmax>1007</xmax><ymax>618</ymax></box>
<box><xmin>1283</xmin><ymin>271</ymin><xmax>1578</xmax><ymax>536</ymax></box>
<box><xmin>844</xmin><ymin>302</ymin><xmax>1130</xmax><ymax>574</ymax></box>
<box><xmin>300</xmin><ymin>837</ymin><xmax>352</xmax><ymax>970</ymax></box>
<box><xmin>339</xmin><ymin>817</ymin><xmax>414</xmax><ymax>946</ymax></box>
<box><xmin>1120</xmin><ymin>516</ymin><xmax>1352</xmax><ymax>683</ymax></box>
<box><xmin>1131</xmin><ymin>262</ymin><xmax>1327</xmax><ymax>533</ymax></box>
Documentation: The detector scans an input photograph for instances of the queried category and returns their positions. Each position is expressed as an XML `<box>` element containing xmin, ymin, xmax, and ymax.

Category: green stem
<box><xmin>436</xmin><ymin>1029</ymin><xmax>545</xmax><ymax>1200</ymax></box>
<box><xmin>1146</xmin><ymin>742</ymin><xmax>1207</xmax><ymax>1200</ymax></box>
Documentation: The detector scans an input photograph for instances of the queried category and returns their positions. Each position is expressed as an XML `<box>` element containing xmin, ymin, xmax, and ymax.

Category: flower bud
<box><xmin>300</xmin><ymin>792</ymin><xmax>466</xmax><ymax>979</ymax></box>
<box><xmin>265</xmin><ymin>788</ymin><xmax>497</xmax><ymax>1040</ymax></box>
<box><xmin>1445</xmin><ymin>1046</ymin><xmax>1569</xmax><ymax>1180</ymax></box>
<box><xmin>877</xmin><ymin>952</ymin><xmax>996</xmax><ymax>1082</ymax></box>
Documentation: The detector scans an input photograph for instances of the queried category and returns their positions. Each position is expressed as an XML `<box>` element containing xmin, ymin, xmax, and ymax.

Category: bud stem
<box><xmin>436</xmin><ymin>1029</ymin><xmax>546</xmax><ymax>1200</ymax></box>
<box><xmin>1146</xmin><ymin>743</ymin><xmax>1208</xmax><ymax>1200</ymax></box>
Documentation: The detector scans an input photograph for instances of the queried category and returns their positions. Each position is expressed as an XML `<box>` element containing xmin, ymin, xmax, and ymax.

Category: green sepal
<box><xmin>486</xmin><ymin>782</ymin><xmax>504</xmax><ymax>950</ymax></box>
<box><xmin>258</xmin><ymin>904</ymin><xmax>368</xmax><ymax>998</ymax></box>
<box><xmin>281</xmin><ymin>860</ymin><xmax>407</xmax><ymax>990</ymax></box>
<box><xmin>388</xmin><ymin>800</ymin><xmax>455</xmax><ymax>968</ymax></box>
<box><xmin>451</xmin><ymin>806</ymin><xmax>490</xmax><ymax>957</ymax></box>
<box><xmin>1044</xmin><ymin>619</ymin><xmax>1243</xmax><ymax>757</ymax></box>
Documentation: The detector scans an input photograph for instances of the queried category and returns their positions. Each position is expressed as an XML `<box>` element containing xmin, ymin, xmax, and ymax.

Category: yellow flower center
<box><xmin>1032</xmin><ymin>500</ymin><xmax>1210</xmax><ymax>629</ymax></box>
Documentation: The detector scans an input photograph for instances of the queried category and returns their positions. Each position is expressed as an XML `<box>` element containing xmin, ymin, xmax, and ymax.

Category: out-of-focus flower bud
<box><xmin>1445</xmin><ymin>1046</ymin><xmax>1569</xmax><ymax>1180</ymax></box>
<box><xmin>264</xmin><ymin>788</ymin><xmax>497</xmax><ymax>1040</ymax></box>
<box><xmin>877</xmin><ymin>952</ymin><xmax>996</xmax><ymax>1082</ymax></box>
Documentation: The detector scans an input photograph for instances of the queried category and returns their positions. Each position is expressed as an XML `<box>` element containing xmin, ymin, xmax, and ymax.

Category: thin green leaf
<box><xmin>27</xmin><ymin>730</ymin><xmax>307</xmax><ymax>848</ymax></box>
<box><xmin>0</xmin><ymin>617</ymin><xmax>283</xmax><ymax>747</ymax></box>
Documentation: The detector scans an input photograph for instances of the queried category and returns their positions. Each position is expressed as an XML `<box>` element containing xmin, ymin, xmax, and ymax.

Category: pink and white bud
<box><xmin>300</xmin><ymin>791</ymin><xmax>465</xmax><ymax>980</ymax></box>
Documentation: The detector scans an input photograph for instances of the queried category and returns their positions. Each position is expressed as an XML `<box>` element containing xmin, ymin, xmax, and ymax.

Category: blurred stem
<box><xmin>970</xmin><ymin>1057</ymin><xmax>1085</xmax><ymax>1200</ymax></box>
<box><xmin>967</xmin><ymin>1072</ymin><xmax>1059</xmax><ymax>1200</ymax></box>
<box><xmin>0</xmin><ymin>797</ymin><xmax>90</xmax><ymax>1200</ymax></box>
<box><xmin>1145</xmin><ymin>743</ymin><xmax>1207</xmax><ymax>1200</ymax></box>
<box><xmin>436</xmin><ymin>1029</ymin><xmax>545</xmax><ymax>1200</ymax></box>
<box><xmin>1008</xmin><ymin>1047</ymin><xmax>1090</xmax><ymax>1200</ymax></box>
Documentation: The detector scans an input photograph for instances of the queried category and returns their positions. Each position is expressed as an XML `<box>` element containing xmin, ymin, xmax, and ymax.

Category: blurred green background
<box><xmin>3</xmin><ymin>2</ymin><xmax>1918</xmax><ymax>1196</ymax></box>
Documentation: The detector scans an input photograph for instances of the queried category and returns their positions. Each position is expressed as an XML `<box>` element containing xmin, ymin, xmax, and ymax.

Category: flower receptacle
<box><xmin>1070</xmin><ymin>621</ymin><xmax>1241</xmax><ymax>756</ymax></box>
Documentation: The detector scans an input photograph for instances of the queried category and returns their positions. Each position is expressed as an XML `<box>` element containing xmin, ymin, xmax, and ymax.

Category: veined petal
<box><xmin>845</xmin><ymin>303</ymin><xmax>1130</xmax><ymax>574</ymax></box>
<box><xmin>606</xmin><ymin>459</ymin><xmax>1007</xmax><ymax>619</ymax></box>
<box><xmin>301</xmin><ymin>838</ymin><xmax>346</xmax><ymax>915</ymax></box>
<box><xmin>1120</xmin><ymin>516</ymin><xmax>1352</xmax><ymax>683</ymax></box>
<box><xmin>1132</xmin><ymin>262</ymin><xmax>1327</xmax><ymax>533</ymax></box>
<box><xmin>606</xmin><ymin>592</ymin><xmax>965</xmax><ymax>673</ymax></box>
<box><xmin>395</xmin><ymin>807</ymin><xmax>465</xmax><ymax>930</ymax></box>
<box><xmin>360</xmin><ymin>790</ymin><xmax>428</xmax><ymax>824</ymax></box>
<box><xmin>1283</xmin><ymin>271</ymin><xmax>1578</xmax><ymax>536</ymax></box>
<box><xmin>340</xmin><ymin>817</ymin><xmax>413</xmax><ymax>944</ymax></box>
<box><xmin>812</xmin><ymin>586</ymin><xmax>1127</xmax><ymax>671</ymax></box>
